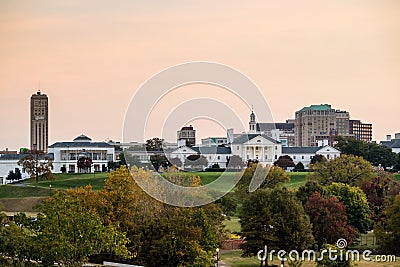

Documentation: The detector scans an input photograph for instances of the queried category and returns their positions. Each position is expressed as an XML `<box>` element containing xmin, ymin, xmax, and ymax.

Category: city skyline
<box><xmin>1</xmin><ymin>1</ymin><xmax>399</xmax><ymax>150</ymax></box>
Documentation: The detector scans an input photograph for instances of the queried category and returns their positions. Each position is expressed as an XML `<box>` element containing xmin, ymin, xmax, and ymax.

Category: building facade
<box><xmin>295</xmin><ymin>104</ymin><xmax>350</xmax><ymax>147</ymax></box>
<box><xmin>48</xmin><ymin>135</ymin><xmax>114</xmax><ymax>173</ymax></box>
<box><xmin>381</xmin><ymin>133</ymin><xmax>400</xmax><ymax>154</ymax></box>
<box><xmin>31</xmin><ymin>91</ymin><xmax>49</xmax><ymax>152</ymax></box>
<box><xmin>231</xmin><ymin>134</ymin><xmax>282</xmax><ymax>165</ymax></box>
<box><xmin>282</xmin><ymin>145</ymin><xmax>341</xmax><ymax>168</ymax></box>
<box><xmin>177</xmin><ymin>125</ymin><xmax>196</xmax><ymax>147</ymax></box>
<box><xmin>349</xmin><ymin>120</ymin><xmax>373</xmax><ymax>142</ymax></box>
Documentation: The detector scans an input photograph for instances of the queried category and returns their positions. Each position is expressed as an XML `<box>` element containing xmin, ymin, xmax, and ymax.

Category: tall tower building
<box><xmin>30</xmin><ymin>91</ymin><xmax>49</xmax><ymax>152</ymax></box>
<box><xmin>249</xmin><ymin>111</ymin><xmax>257</xmax><ymax>133</ymax></box>
<box><xmin>177</xmin><ymin>125</ymin><xmax>196</xmax><ymax>147</ymax></box>
<box><xmin>295</xmin><ymin>104</ymin><xmax>350</xmax><ymax>147</ymax></box>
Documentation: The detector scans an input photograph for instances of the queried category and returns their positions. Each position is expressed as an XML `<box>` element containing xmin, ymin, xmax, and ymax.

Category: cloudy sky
<box><xmin>1</xmin><ymin>1</ymin><xmax>399</xmax><ymax>150</ymax></box>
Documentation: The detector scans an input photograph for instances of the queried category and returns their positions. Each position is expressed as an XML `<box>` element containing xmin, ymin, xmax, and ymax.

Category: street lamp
<box><xmin>215</xmin><ymin>248</ymin><xmax>220</xmax><ymax>267</ymax></box>
<box><xmin>49</xmin><ymin>184</ymin><xmax>52</xmax><ymax>196</ymax></box>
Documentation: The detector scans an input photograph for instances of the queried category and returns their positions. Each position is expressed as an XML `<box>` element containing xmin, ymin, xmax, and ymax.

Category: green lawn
<box><xmin>18</xmin><ymin>172</ymin><xmax>109</xmax><ymax>191</ymax></box>
<box><xmin>394</xmin><ymin>174</ymin><xmax>400</xmax><ymax>182</ymax></box>
<box><xmin>0</xmin><ymin>185</ymin><xmax>50</xmax><ymax>198</ymax></box>
<box><xmin>223</xmin><ymin>216</ymin><xmax>241</xmax><ymax>233</ymax></box>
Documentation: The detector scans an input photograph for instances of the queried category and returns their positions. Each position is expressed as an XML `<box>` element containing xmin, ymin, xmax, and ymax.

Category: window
<box><xmin>302</xmin><ymin>156</ymin><xmax>304</xmax><ymax>159</ymax></box>
<box><xmin>107</xmin><ymin>154</ymin><xmax>113</xmax><ymax>161</ymax></box>
<box><xmin>275</xmin><ymin>155</ymin><xmax>278</xmax><ymax>159</ymax></box>
<box><xmin>237</xmin><ymin>146</ymin><xmax>239</xmax><ymax>150</ymax></box>
<box><xmin>293</xmin><ymin>156</ymin><xmax>296</xmax><ymax>159</ymax></box>
<box><xmin>247</xmin><ymin>155</ymin><xmax>249</xmax><ymax>159</ymax></box>
<box><xmin>217</xmin><ymin>156</ymin><xmax>220</xmax><ymax>160</ymax></box>
<box><xmin>265</xmin><ymin>155</ymin><xmax>268</xmax><ymax>160</ymax></box>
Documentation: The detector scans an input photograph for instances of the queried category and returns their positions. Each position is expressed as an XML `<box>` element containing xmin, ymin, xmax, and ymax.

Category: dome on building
<box><xmin>73</xmin><ymin>134</ymin><xmax>92</xmax><ymax>142</ymax></box>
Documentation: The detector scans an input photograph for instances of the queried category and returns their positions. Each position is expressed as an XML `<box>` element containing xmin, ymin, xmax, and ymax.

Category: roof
<box><xmin>73</xmin><ymin>134</ymin><xmax>92</xmax><ymax>142</ymax></box>
<box><xmin>282</xmin><ymin>147</ymin><xmax>321</xmax><ymax>154</ymax></box>
<box><xmin>232</xmin><ymin>134</ymin><xmax>279</xmax><ymax>144</ymax></box>
<box><xmin>0</xmin><ymin>153</ymin><xmax>54</xmax><ymax>161</ymax></box>
<box><xmin>381</xmin><ymin>139</ymin><xmax>400</xmax><ymax>149</ymax></box>
<box><xmin>48</xmin><ymin>142</ymin><xmax>112</xmax><ymax>148</ymax></box>
<box><xmin>191</xmin><ymin>146</ymin><xmax>231</xmax><ymax>155</ymax></box>
<box><xmin>257</xmin><ymin>122</ymin><xmax>295</xmax><ymax>131</ymax></box>
<box><xmin>300</xmin><ymin>104</ymin><xmax>332</xmax><ymax>112</ymax></box>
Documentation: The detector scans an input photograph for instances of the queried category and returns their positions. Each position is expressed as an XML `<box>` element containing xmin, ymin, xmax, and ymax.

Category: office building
<box><xmin>295</xmin><ymin>104</ymin><xmax>350</xmax><ymax>147</ymax></box>
<box><xmin>349</xmin><ymin>120</ymin><xmax>372</xmax><ymax>142</ymax></box>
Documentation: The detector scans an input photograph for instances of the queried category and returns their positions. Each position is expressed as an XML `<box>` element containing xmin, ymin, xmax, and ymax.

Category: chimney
<box><xmin>395</xmin><ymin>133</ymin><xmax>400</xmax><ymax>139</ymax></box>
<box><xmin>387</xmin><ymin>135</ymin><xmax>392</xmax><ymax>141</ymax></box>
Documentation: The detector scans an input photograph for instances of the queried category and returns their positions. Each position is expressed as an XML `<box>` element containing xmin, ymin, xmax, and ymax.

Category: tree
<box><xmin>335</xmin><ymin>136</ymin><xmax>397</xmax><ymax>168</ymax></box>
<box><xmin>184</xmin><ymin>155</ymin><xmax>208</xmax><ymax>171</ymax></box>
<box><xmin>308</xmin><ymin>154</ymin><xmax>374</xmax><ymax>186</ymax></box>
<box><xmin>169</xmin><ymin>157</ymin><xmax>183</xmax><ymax>168</ymax></box>
<box><xmin>375</xmin><ymin>194</ymin><xmax>400</xmax><ymax>255</ymax></box>
<box><xmin>150</xmin><ymin>154</ymin><xmax>169</xmax><ymax>171</ymax></box>
<box><xmin>236</xmin><ymin>164</ymin><xmax>290</xmax><ymax>196</ymax></box>
<box><xmin>296</xmin><ymin>180</ymin><xmax>326</xmax><ymax>205</ymax></box>
<box><xmin>146</xmin><ymin>137</ymin><xmax>164</xmax><ymax>151</ymax></box>
<box><xmin>294</xmin><ymin>162</ymin><xmax>305</xmax><ymax>171</ymax></box>
<box><xmin>274</xmin><ymin>155</ymin><xmax>295</xmax><ymax>170</ymax></box>
<box><xmin>77</xmin><ymin>156</ymin><xmax>92</xmax><ymax>173</ymax></box>
<box><xmin>33</xmin><ymin>190</ymin><xmax>131</xmax><ymax>266</ymax></box>
<box><xmin>305</xmin><ymin>192</ymin><xmax>356</xmax><ymax>249</ymax></box>
<box><xmin>359</xmin><ymin>171</ymin><xmax>400</xmax><ymax>222</ymax></box>
<box><xmin>394</xmin><ymin>153</ymin><xmax>400</xmax><ymax>171</ymax></box>
<box><xmin>18</xmin><ymin>150</ymin><xmax>54</xmax><ymax>188</ymax></box>
<box><xmin>310</xmin><ymin>154</ymin><xmax>326</xmax><ymax>165</ymax></box>
<box><xmin>326</xmin><ymin>183</ymin><xmax>371</xmax><ymax>233</ymax></box>
<box><xmin>240</xmin><ymin>188</ymin><xmax>314</xmax><ymax>258</ymax></box>
<box><xmin>226</xmin><ymin>155</ymin><xmax>245</xmax><ymax>170</ymax></box>
<box><xmin>6</xmin><ymin>168</ymin><xmax>21</xmax><ymax>182</ymax></box>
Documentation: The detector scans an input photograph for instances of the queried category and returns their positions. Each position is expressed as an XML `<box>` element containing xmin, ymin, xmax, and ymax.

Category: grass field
<box><xmin>222</xmin><ymin>250</ymin><xmax>400</xmax><ymax>267</ymax></box>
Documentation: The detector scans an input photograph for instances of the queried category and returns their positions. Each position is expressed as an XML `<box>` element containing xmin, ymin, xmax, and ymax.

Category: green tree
<box><xmin>236</xmin><ymin>164</ymin><xmax>290</xmax><ymax>195</ymax></box>
<box><xmin>18</xmin><ymin>150</ymin><xmax>54</xmax><ymax>188</ymax></box>
<box><xmin>296</xmin><ymin>180</ymin><xmax>326</xmax><ymax>205</ymax></box>
<box><xmin>274</xmin><ymin>155</ymin><xmax>295</xmax><ymax>170</ymax></box>
<box><xmin>146</xmin><ymin>137</ymin><xmax>164</xmax><ymax>151</ymax></box>
<box><xmin>77</xmin><ymin>156</ymin><xmax>92</xmax><ymax>173</ymax></box>
<box><xmin>240</xmin><ymin>188</ymin><xmax>314</xmax><ymax>258</ymax></box>
<box><xmin>335</xmin><ymin>136</ymin><xmax>397</xmax><ymax>168</ymax></box>
<box><xmin>305</xmin><ymin>192</ymin><xmax>356</xmax><ymax>249</ymax></box>
<box><xmin>375</xmin><ymin>194</ymin><xmax>400</xmax><ymax>255</ymax></box>
<box><xmin>226</xmin><ymin>155</ymin><xmax>246</xmax><ymax>169</ymax></box>
<box><xmin>34</xmin><ymin>190</ymin><xmax>130</xmax><ymax>266</ymax></box>
<box><xmin>326</xmin><ymin>183</ymin><xmax>371</xmax><ymax>233</ymax></box>
<box><xmin>294</xmin><ymin>162</ymin><xmax>305</xmax><ymax>171</ymax></box>
<box><xmin>310</xmin><ymin>154</ymin><xmax>326</xmax><ymax>165</ymax></box>
<box><xmin>308</xmin><ymin>154</ymin><xmax>374</xmax><ymax>186</ymax></box>
<box><xmin>316</xmin><ymin>244</ymin><xmax>354</xmax><ymax>267</ymax></box>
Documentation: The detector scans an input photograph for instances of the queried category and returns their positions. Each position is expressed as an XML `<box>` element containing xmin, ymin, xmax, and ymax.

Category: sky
<box><xmin>1</xmin><ymin>1</ymin><xmax>399</xmax><ymax>150</ymax></box>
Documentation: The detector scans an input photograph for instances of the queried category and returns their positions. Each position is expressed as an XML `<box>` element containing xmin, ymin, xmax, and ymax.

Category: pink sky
<box><xmin>1</xmin><ymin>1</ymin><xmax>399</xmax><ymax>150</ymax></box>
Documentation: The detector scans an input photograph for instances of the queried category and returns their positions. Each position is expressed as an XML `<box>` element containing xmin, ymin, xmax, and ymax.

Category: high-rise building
<box><xmin>177</xmin><ymin>125</ymin><xmax>196</xmax><ymax>147</ymax></box>
<box><xmin>30</xmin><ymin>91</ymin><xmax>48</xmax><ymax>152</ymax></box>
<box><xmin>349</xmin><ymin>120</ymin><xmax>373</xmax><ymax>142</ymax></box>
<box><xmin>295</xmin><ymin>104</ymin><xmax>350</xmax><ymax>147</ymax></box>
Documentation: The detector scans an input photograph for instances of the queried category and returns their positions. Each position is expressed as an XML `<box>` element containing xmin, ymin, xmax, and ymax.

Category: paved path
<box><xmin>219</xmin><ymin>260</ymin><xmax>232</xmax><ymax>267</ymax></box>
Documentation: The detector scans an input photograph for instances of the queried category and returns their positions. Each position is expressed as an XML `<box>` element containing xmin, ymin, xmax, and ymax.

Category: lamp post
<box><xmin>215</xmin><ymin>248</ymin><xmax>220</xmax><ymax>267</ymax></box>
<box><xmin>49</xmin><ymin>184</ymin><xmax>52</xmax><ymax>196</ymax></box>
<box><xmin>261</xmin><ymin>224</ymin><xmax>274</xmax><ymax>267</ymax></box>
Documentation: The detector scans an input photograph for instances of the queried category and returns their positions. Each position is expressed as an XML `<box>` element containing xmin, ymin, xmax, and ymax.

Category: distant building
<box><xmin>31</xmin><ymin>91</ymin><xmax>49</xmax><ymax>152</ymax></box>
<box><xmin>257</xmin><ymin>120</ymin><xmax>295</xmax><ymax>147</ymax></box>
<box><xmin>282</xmin><ymin>145</ymin><xmax>341</xmax><ymax>168</ymax></box>
<box><xmin>201</xmin><ymin>137</ymin><xmax>228</xmax><ymax>146</ymax></box>
<box><xmin>177</xmin><ymin>125</ymin><xmax>196</xmax><ymax>147</ymax></box>
<box><xmin>0</xmin><ymin>154</ymin><xmax>30</xmax><ymax>185</ymax></box>
<box><xmin>349</xmin><ymin>120</ymin><xmax>373</xmax><ymax>142</ymax></box>
<box><xmin>170</xmin><ymin>146</ymin><xmax>232</xmax><ymax>168</ymax></box>
<box><xmin>231</xmin><ymin>133</ymin><xmax>282</xmax><ymax>165</ymax></box>
<box><xmin>0</xmin><ymin>148</ymin><xmax>17</xmax><ymax>155</ymax></box>
<box><xmin>48</xmin><ymin>134</ymin><xmax>115</xmax><ymax>173</ymax></box>
<box><xmin>295</xmin><ymin>104</ymin><xmax>351</xmax><ymax>147</ymax></box>
<box><xmin>380</xmin><ymin>133</ymin><xmax>400</xmax><ymax>154</ymax></box>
